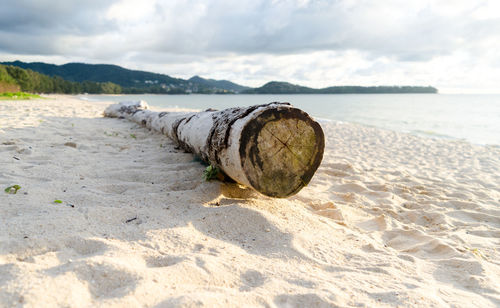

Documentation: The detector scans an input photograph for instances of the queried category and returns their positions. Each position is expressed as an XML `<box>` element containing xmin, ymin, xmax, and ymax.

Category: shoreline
<box><xmin>76</xmin><ymin>93</ymin><xmax>500</xmax><ymax>146</ymax></box>
<box><xmin>1</xmin><ymin>95</ymin><xmax>499</xmax><ymax>307</ymax></box>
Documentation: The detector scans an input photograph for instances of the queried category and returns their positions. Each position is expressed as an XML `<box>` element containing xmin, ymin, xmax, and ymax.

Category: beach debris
<box><xmin>104</xmin><ymin>101</ymin><xmax>324</xmax><ymax>198</ymax></box>
<box><xmin>125</xmin><ymin>217</ymin><xmax>138</xmax><ymax>223</ymax></box>
<box><xmin>468</xmin><ymin>247</ymin><xmax>487</xmax><ymax>260</ymax></box>
<box><xmin>64</xmin><ymin>142</ymin><xmax>77</xmax><ymax>148</ymax></box>
<box><xmin>4</xmin><ymin>185</ymin><xmax>21</xmax><ymax>194</ymax></box>
<box><xmin>51</xmin><ymin>199</ymin><xmax>74</xmax><ymax>207</ymax></box>
<box><xmin>104</xmin><ymin>131</ymin><xmax>119</xmax><ymax>137</ymax></box>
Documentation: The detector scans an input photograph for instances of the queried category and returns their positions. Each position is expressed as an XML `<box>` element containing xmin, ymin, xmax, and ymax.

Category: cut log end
<box><xmin>239</xmin><ymin>107</ymin><xmax>324</xmax><ymax>198</ymax></box>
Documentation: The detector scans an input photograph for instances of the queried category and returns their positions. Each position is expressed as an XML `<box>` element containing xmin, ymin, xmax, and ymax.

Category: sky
<box><xmin>1</xmin><ymin>0</ymin><xmax>500</xmax><ymax>93</ymax></box>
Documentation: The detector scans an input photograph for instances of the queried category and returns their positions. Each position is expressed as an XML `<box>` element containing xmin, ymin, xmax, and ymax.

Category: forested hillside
<box><xmin>243</xmin><ymin>81</ymin><xmax>438</xmax><ymax>94</ymax></box>
<box><xmin>2</xmin><ymin>61</ymin><xmax>245</xmax><ymax>94</ymax></box>
<box><xmin>1</xmin><ymin>61</ymin><xmax>439</xmax><ymax>95</ymax></box>
<box><xmin>0</xmin><ymin>65</ymin><xmax>20</xmax><ymax>92</ymax></box>
<box><xmin>0</xmin><ymin>64</ymin><xmax>122</xmax><ymax>94</ymax></box>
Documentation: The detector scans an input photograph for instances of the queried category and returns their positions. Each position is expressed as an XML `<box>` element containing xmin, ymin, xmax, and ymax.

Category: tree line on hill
<box><xmin>0</xmin><ymin>64</ymin><xmax>122</xmax><ymax>94</ymax></box>
<box><xmin>1</xmin><ymin>61</ymin><xmax>438</xmax><ymax>95</ymax></box>
<box><xmin>1</xmin><ymin>61</ymin><xmax>244</xmax><ymax>94</ymax></box>
<box><xmin>243</xmin><ymin>81</ymin><xmax>438</xmax><ymax>94</ymax></box>
<box><xmin>0</xmin><ymin>63</ymin><xmax>234</xmax><ymax>95</ymax></box>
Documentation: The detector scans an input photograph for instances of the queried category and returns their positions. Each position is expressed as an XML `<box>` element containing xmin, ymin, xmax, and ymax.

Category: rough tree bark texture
<box><xmin>104</xmin><ymin>101</ymin><xmax>324</xmax><ymax>198</ymax></box>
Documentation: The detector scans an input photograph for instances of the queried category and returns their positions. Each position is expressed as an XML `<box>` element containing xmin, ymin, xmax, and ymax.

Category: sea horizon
<box><xmin>80</xmin><ymin>93</ymin><xmax>500</xmax><ymax>146</ymax></box>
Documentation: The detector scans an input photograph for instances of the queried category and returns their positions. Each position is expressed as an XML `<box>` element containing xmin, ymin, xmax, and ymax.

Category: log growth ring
<box><xmin>239</xmin><ymin>107</ymin><xmax>325</xmax><ymax>198</ymax></box>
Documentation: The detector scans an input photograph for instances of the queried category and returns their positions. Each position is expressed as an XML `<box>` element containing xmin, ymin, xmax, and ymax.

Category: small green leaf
<box><xmin>4</xmin><ymin>185</ymin><xmax>21</xmax><ymax>194</ymax></box>
<box><xmin>130</xmin><ymin>133</ymin><xmax>136</xmax><ymax>139</ymax></box>
<box><xmin>203</xmin><ymin>165</ymin><xmax>220</xmax><ymax>181</ymax></box>
<box><xmin>54</xmin><ymin>199</ymin><xmax>63</xmax><ymax>204</ymax></box>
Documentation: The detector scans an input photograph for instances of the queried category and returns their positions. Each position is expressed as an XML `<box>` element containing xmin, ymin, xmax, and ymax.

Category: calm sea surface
<box><xmin>82</xmin><ymin>94</ymin><xmax>500</xmax><ymax>146</ymax></box>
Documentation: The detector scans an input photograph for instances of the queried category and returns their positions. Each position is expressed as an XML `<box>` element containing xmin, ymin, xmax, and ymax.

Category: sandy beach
<box><xmin>1</xmin><ymin>95</ymin><xmax>499</xmax><ymax>307</ymax></box>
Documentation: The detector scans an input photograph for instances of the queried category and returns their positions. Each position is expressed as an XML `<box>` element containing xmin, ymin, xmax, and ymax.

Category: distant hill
<box><xmin>189</xmin><ymin>75</ymin><xmax>250</xmax><ymax>93</ymax></box>
<box><xmin>1</xmin><ymin>61</ymin><xmax>180</xmax><ymax>87</ymax></box>
<box><xmin>0</xmin><ymin>63</ymin><xmax>122</xmax><ymax>94</ymax></box>
<box><xmin>243</xmin><ymin>81</ymin><xmax>316</xmax><ymax>94</ymax></box>
<box><xmin>1</xmin><ymin>61</ymin><xmax>249</xmax><ymax>94</ymax></box>
<box><xmin>319</xmin><ymin>85</ymin><xmax>438</xmax><ymax>94</ymax></box>
<box><xmin>243</xmin><ymin>81</ymin><xmax>438</xmax><ymax>94</ymax></box>
<box><xmin>2</xmin><ymin>61</ymin><xmax>438</xmax><ymax>95</ymax></box>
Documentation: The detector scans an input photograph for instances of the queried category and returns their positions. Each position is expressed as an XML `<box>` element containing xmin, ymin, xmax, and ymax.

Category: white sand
<box><xmin>1</xmin><ymin>95</ymin><xmax>499</xmax><ymax>307</ymax></box>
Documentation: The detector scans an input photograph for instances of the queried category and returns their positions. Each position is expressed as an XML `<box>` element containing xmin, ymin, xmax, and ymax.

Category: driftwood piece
<box><xmin>104</xmin><ymin>101</ymin><xmax>324</xmax><ymax>198</ymax></box>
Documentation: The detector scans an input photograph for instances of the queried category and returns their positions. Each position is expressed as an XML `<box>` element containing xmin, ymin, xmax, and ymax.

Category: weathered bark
<box><xmin>104</xmin><ymin>101</ymin><xmax>324</xmax><ymax>198</ymax></box>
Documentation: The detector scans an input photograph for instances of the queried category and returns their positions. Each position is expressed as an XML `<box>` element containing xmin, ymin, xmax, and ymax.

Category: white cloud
<box><xmin>1</xmin><ymin>0</ymin><xmax>500</xmax><ymax>92</ymax></box>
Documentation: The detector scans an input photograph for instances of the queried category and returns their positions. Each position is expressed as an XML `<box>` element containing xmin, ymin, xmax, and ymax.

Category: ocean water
<box><xmin>82</xmin><ymin>94</ymin><xmax>500</xmax><ymax>146</ymax></box>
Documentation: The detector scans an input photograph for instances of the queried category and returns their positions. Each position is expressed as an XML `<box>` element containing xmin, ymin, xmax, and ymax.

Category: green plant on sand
<box><xmin>4</xmin><ymin>185</ymin><xmax>21</xmax><ymax>194</ymax></box>
<box><xmin>0</xmin><ymin>92</ymin><xmax>43</xmax><ymax>100</ymax></box>
<box><xmin>203</xmin><ymin>165</ymin><xmax>220</xmax><ymax>181</ymax></box>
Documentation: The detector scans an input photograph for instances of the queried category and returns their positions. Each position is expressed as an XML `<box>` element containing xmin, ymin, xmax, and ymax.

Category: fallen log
<box><xmin>104</xmin><ymin>101</ymin><xmax>324</xmax><ymax>198</ymax></box>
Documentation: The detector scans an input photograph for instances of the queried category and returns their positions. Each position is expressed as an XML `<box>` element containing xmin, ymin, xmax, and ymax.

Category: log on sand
<box><xmin>104</xmin><ymin>101</ymin><xmax>324</xmax><ymax>198</ymax></box>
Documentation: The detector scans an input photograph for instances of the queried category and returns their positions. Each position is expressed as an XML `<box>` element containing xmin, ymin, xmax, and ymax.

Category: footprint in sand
<box><xmin>286</xmin><ymin>278</ymin><xmax>318</xmax><ymax>289</ymax></box>
<box><xmin>64</xmin><ymin>237</ymin><xmax>108</xmax><ymax>257</ymax></box>
<box><xmin>433</xmin><ymin>258</ymin><xmax>493</xmax><ymax>292</ymax></box>
<box><xmin>447</xmin><ymin>209</ymin><xmax>500</xmax><ymax>225</ymax></box>
<box><xmin>145</xmin><ymin>255</ymin><xmax>186</xmax><ymax>268</ymax></box>
<box><xmin>239</xmin><ymin>270</ymin><xmax>266</xmax><ymax>291</ymax></box>
<box><xmin>101</xmin><ymin>170</ymin><xmax>157</xmax><ymax>183</ymax></box>
<box><xmin>308</xmin><ymin>201</ymin><xmax>345</xmax><ymax>223</ymax></box>
<box><xmin>336</xmin><ymin>183</ymin><xmax>367</xmax><ymax>193</ymax></box>
<box><xmin>357</xmin><ymin>215</ymin><xmax>387</xmax><ymax>231</ymax></box>
<box><xmin>96</xmin><ymin>184</ymin><xmax>132</xmax><ymax>194</ymax></box>
<box><xmin>367</xmin><ymin>184</ymin><xmax>390</xmax><ymax>192</ymax></box>
<box><xmin>382</xmin><ymin>229</ymin><xmax>458</xmax><ymax>258</ymax></box>
<box><xmin>72</xmin><ymin>262</ymin><xmax>139</xmax><ymax>298</ymax></box>
<box><xmin>320</xmin><ymin>162</ymin><xmax>356</xmax><ymax>178</ymax></box>
<box><xmin>404</xmin><ymin>210</ymin><xmax>449</xmax><ymax>229</ymax></box>
<box><xmin>99</xmin><ymin>169</ymin><xmax>202</xmax><ymax>192</ymax></box>
<box><xmin>274</xmin><ymin>293</ymin><xmax>333</xmax><ymax>308</ymax></box>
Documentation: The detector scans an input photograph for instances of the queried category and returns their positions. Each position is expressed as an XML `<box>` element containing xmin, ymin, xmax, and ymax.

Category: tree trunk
<box><xmin>104</xmin><ymin>101</ymin><xmax>324</xmax><ymax>198</ymax></box>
